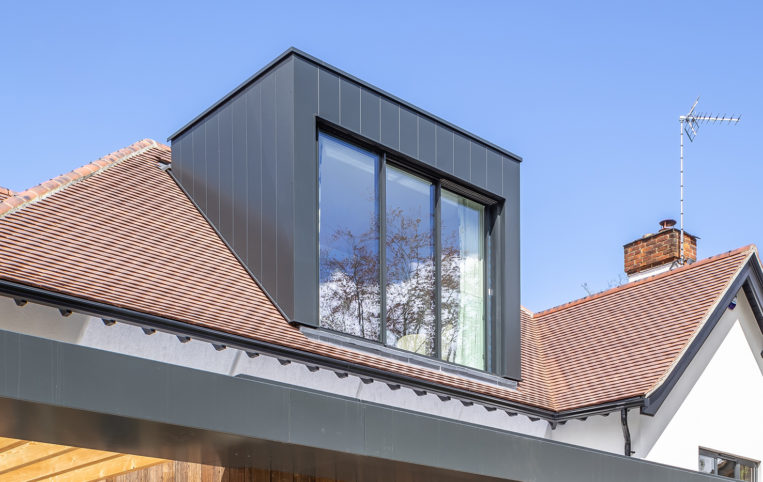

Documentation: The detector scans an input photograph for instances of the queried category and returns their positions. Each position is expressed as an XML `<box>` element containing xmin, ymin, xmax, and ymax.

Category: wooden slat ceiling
<box><xmin>0</xmin><ymin>437</ymin><xmax>165</xmax><ymax>481</ymax></box>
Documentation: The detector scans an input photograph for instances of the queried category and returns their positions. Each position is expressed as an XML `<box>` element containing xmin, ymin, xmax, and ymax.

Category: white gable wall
<box><xmin>550</xmin><ymin>288</ymin><xmax>763</xmax><ymax>477</ymax></box>
<box><xmin>643</xmin><ymin>288</ymin><xmax>763</xmax><ymax>472</ymax></box>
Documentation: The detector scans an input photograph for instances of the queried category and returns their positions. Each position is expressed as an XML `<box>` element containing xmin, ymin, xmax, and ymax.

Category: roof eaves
<box><xmin>0</xmin><ymin>139</ymin><xmax>162</xmax><ymax>219</ymax></box>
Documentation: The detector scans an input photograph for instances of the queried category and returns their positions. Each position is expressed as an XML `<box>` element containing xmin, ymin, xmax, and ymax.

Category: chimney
<box><xmin>623</xmin><ymin>219</ymin><xmax>697</xmax><ymax>281</ymax></box>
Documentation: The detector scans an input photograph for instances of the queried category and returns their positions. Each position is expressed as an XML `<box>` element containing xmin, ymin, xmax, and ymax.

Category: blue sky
<box><xmin>1</xmin><ymin>1</ymin><xmax>761</xmax><ymax>311</ymax></box>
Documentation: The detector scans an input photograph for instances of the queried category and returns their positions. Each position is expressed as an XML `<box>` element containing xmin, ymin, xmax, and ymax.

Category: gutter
<box><xmin>0</xmin><ymin>279</ymin><xmax>648</xmax><ymax>424</ymax></box>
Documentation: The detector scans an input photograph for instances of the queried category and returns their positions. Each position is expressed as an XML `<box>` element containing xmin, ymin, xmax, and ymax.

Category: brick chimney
<box><xmin>624</xmin><ymin>219</ymin><xmax>697</xmax><ymax>281</ymax></box>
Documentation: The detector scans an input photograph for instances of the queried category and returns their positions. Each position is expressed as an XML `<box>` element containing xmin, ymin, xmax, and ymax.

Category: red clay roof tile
<box><xmin>0</xmin><ymin>187</ymin><xmax>16</xmax><ymax>202</ymax></box>
<box><xmin>0</xmin><ymin>140</ymin><xmax>753</xmax><ymax>414</ymax></box>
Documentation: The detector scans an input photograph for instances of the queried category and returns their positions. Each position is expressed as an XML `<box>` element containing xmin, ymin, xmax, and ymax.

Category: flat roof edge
<box><xmin>167</xmin><ymin>47</ymin><xmax>523</xmax><ymax>163</ymax></box>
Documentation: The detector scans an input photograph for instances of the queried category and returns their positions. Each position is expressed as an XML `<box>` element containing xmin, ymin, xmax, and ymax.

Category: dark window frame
<box><xmin>699</xmin><ymin>447</ymin><xmax>759</xmax><ymax>481</ymax></box>
<box><xmin>316</xmin><ymin>124</ymin><xmax>499</xmax><ymax>372</ymax></box>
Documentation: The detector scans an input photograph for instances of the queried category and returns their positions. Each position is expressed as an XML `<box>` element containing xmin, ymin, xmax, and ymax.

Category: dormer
<box><xmin>168</xmin><ymin>49</ymin><xmax>522</xmax><ymax>379</ymax></box>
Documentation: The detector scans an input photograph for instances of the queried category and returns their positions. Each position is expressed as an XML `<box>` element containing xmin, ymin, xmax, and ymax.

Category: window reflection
<box><xmin>318</xmin><ymin>133</ymin><xmax>489</xmax><ymax>369</ymax></box>
<box><xmin>699</xmin><ymin>448</ymin><xmax>758</xmax><ymax>481</ymax></box>
<box><xmin>318</xmin><ymin>134</ymin><xmax>380</xmax><ymax>340</ymax></box>
<box><xmin>385</xmin><ymin>166</ymin><xmax>436</xmax><ymax>356</ymax></box>
<box><xmin>441</xmin><ymin>190</ymin><xmax>485</xmax><ymax>369</ymax></box>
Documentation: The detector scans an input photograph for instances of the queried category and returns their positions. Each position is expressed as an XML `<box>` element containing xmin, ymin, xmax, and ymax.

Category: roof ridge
<box><xmin>0</xmin><ymin>186</ymin><xmax>16</xmax><ymax>198</ymax></box>
<box><xmin>533</xmin><ymin>245</ymin><xmax>756</xmax><ymax>318</ymax></box>
<box><xmin>0</xmin><ymin>139</ymin><xmax>162</xmax><ymax>219</ymax></box>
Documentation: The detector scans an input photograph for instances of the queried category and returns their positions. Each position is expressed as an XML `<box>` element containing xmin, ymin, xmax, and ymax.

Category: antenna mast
<box><xmin>678</xmin><ymin>98</ymin><xmax>740</xmax><ymax>263</ymax></box>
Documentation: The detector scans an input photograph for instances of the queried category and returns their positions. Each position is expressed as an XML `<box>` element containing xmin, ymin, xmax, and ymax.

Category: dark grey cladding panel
<box><xmin>418</xmin><ymin>117</ymin><xmax>436</xmax><ymax>165</ymax></box>
<box><xmin>501</xmin><ymin>159</ymin><xmax>521</xmax><ymax>379</ymax></box>
<box><xmin>453</xmin><ymin>133</ymin><xmax>470</xmax><ymax>181</ymax></box>
<box><xmin>169</xmin><ymin>58</ymin><xmax>296</xmax><ymax>321</ymax></box>
<box><xmin>339</xmin><ymin>79</ymin><xmax>361</xmax><ymax>132</ymax></box>
<box><xmin>486</xmin><ymin>151</ymin><xmax>502</xmax><ymax>194</ymax></box>
<box><xmin>275</xmin><ymin>60</ymin><xmax>295</xmax><ymax>317</ymax></box>
<box><xmin>318</xmin><ymin>69</ymin><xmax>340</xmax><ymax>124</ymax></box>
<box><xmin>469</xmin><ymin>142</ymin><xmax>487</xmax><ymax>189</ymax></box>
<box><xmin>399</xmin><ymin>107</ymin><xmax>418</xmax><ymax>158</ymax></box>
<box><xmin>360</xmin><ymin>89</ymin><xmax>380</xmax><ymax>141</ymax></box>
<box><xmin>171</xmin><ymin>132</ymin><xmax>191</xmax><ymax>196</ymax></box>
<box><xmin>259</xmin><ymin>69</ymin><xmax>279</xmax><ymax>304</ymax></box>
<box><xmin>218</xmin><ymin>103</ymin><xmax>234</xmax><ymax>240</ymax></box>
<box><xmin>436</xmin><ymin>124</ymin><xmax>454</xmax><ymax>174</ymax></box>
<box><xmin>245</xmin><ymin>83</ymin><xmax>262</xmax><ymax>278</ymax></box>
<box><xmin>293</xmin><ymin>58</ymin><xmax>319</xmax><ymax>325</ymax></box>
<box><xmin>307</xmin><ymin>58</ymin><xmax>514</xmax><ymax>198</ymax></box>
<box><xmin>231</xmin><ymin>94</ymin><xmax>247</xmax><ymax>264</ymax></box>
<box><xmin>205</xmin><ymin>114</ymin><xmax>220</xmax><ymax>228</ymax></box>
<box><xmin>191</xmin><ymin>123</ymin><xmax>206</xmax><ymax>212</ymax></box>
<box><xmin>380</xmin><ymin>97</ymin><xmax>400</xmax><ymax>149</ymax></box>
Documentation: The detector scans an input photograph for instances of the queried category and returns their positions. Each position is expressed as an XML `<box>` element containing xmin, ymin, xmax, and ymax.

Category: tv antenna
<box><xmin>679</xmin><ymin>97</ymin><xmax>740</xmax><ymax>263</ymax></box>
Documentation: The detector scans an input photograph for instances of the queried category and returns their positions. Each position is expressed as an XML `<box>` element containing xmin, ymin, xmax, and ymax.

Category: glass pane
<box><xmin>698</xmin><ymin>454</ymin><xmax>715</xmax><ymax>474</ymax></box>
<box><xmin>739</xmin><ymin>464</ymin><xmax>754</xmax><ymax>482</ymax></box>
<box><xmin>440</xmin><ymin>190</ymin><xmax>485</xmax><ymax>369</ymax></box>
<box><xmin>385</xmin><ymin>165</ymin><xmax>435</xmax><ymax>355</ymax></box>
<box><xmin>717</xmin><ymin>457</ymin><xmax>737</xmax><ymax>478</ymax></box>
<box><xmin>318</xmin><ymin>134</ymin><xmax>381</xmax><ymax>340</ymax></box>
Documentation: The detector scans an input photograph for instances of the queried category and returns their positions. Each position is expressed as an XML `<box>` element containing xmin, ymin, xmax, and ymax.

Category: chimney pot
<box><xmin>659</xmin><ymin>219</ymin><xmax>677</xmax><ymax>231</ymax></box>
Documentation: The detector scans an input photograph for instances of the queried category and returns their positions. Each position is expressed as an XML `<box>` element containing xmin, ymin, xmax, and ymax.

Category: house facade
<box><xmin>0</xmin><ymin>49</ymin><xmax>759</xmax><ymax>481</ymax></box>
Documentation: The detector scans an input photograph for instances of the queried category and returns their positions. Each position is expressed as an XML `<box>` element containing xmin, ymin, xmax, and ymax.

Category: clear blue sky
<box><xmin>2</xmin><ymin>1</ymin><xmax>761</xmax><ymax>312</ymax></box>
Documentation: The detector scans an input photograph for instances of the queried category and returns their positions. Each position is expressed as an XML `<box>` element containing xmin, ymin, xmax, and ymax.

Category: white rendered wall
<box><xmin>549</xmin><ymin>288</ymin><xmax>763</xmax><ymax>476</ymax></box>
<box><xmin>643</xmin><ymin>290</ymin><xmax>763</xmax><ymax>473</ymax></box>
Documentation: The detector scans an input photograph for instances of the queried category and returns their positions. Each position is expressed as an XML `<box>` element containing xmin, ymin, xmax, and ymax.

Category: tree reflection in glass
<box><xmin>441</xmin><ymin>190</ymin><xmax>485</xmax><ymax>369</ymax></box>
<box><xmin>385</xmin><ymin>166</ymin><xmax>436</xmax><ymax>356</ymax></box>
<box><xmin>318</xmin><ymin>135</ymin><xmax>380</xmax><ymax>340</ymax></box>
<box><xmin>319</xmin><ymin>134</ymin><xmax>486</xmax><ymax>367</ymax></box>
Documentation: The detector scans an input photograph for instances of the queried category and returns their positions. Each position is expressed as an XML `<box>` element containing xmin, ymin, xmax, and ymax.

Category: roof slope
<box><xmin>0</xmin><ymin>140</ymin><xmax>544</xmax><ymax>409</ymax></box>
<box><xmin>0</xmin><ymin>140</ymin><xmax>753</xmax><ymax>415</ymax></box>
<box><xmin>530</xmin><ymin>246</ymin><xmax>752</xmax><ymax>411</ymax></box>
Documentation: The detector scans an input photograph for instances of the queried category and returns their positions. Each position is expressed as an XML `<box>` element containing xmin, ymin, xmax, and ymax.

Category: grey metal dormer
<box><xmin>168</xmin><ymin>48</ymin><xmax>522</xmax><ymax>380</ymax></box>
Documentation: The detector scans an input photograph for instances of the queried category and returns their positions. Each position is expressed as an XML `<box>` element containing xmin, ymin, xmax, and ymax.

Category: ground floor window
<box><xmin>699</xmin><ymin>448</ymin><xmax>758</xmax><ymax>481</ymax></box>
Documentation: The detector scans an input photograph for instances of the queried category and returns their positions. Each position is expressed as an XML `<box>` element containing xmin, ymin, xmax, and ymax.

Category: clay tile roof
<box><xmin>0</xmin><ymin>140</ymin><xmax>545</xmax><ymax>410</ymax></box>
<box><xmin>528</xmin><ymin>245</ymin><xmax>754</xmax><ymax>411</ymax></box>
<box><xmin>0</xmin><ymin>187</ymin><xmax>15</xmax><ymax>202</ymax></box>
<box><xmin>0</xmin><ymin>140</ymin><xmax>754</xmax><ymax>415</ymax></box>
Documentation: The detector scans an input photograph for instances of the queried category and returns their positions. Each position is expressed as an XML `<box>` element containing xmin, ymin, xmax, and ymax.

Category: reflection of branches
<box><xmin>384</xmin><ymin>208</ymin><xmax>435</xmax><ymax>354</ymax></box>
<box><xmin>319</xmin><ymin>223</ymin><xmax>380</xmax><ymax>340</ymax></box>
<box><xmin>320</xmin><ymin>210</ymin><xmax>476</xmax><ymax>361</ymax></box>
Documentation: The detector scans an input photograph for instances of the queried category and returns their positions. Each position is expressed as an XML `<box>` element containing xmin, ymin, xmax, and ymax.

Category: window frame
<box><xmin>316</xmin><ymin>126</ymin><xmax>498</xmax><ymax>372</ymax></box>
<box><xmin>699</xmin><ymin>447</ymin><xmax>759</xmax><ymax>481</ymax></box>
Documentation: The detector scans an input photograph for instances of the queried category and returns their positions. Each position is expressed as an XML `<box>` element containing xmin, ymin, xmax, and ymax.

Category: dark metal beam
<box><xmin>0</xmin><ymin>328</ymin><xmax>723</xmax><ymax>482</ymax></box>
